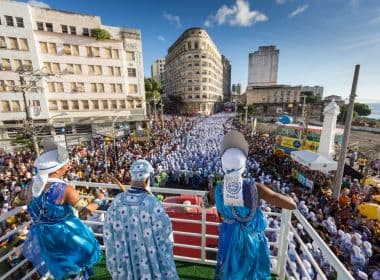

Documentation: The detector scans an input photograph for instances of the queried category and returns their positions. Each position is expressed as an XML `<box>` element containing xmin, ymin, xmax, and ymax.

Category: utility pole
<box><xmin>160</xmin><ymin>103</ymin><xmax>164</xmax><ymax>127</ymax></box>
<box><xmin>244</xmin><ymin>105</ymin><xmax>248</xmax><ymax>125</ymax></box>
<box><xmin>333</xmin><ymin>65</ymin><xmax>360</xmax><ymax>200</ymax></box>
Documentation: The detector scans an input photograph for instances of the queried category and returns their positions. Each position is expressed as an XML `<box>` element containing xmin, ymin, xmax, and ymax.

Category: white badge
<box><xmin>223</xmin><ymin>173</ymin><xmax>244</xmax><ymax>207</ymax></box>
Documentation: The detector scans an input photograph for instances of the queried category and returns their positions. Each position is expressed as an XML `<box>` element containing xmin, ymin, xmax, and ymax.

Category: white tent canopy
<box><xmin>290</xmin><ymin>150</ymin><xmax>338</xmax><ymax>174</ymax></box>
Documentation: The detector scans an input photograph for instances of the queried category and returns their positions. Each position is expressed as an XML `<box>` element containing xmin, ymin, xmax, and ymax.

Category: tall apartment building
<box><xmin>301</xmin><ymin>85</ymin><xmax>324</xmax><ymax>100</ymax></box>
<box><xmin>165</xmin><ymin>28</ymin><xmax>224</xmax><ymax>115</ymax></box>
<box><xmin>232</xmin><ymin>83</ymin><xmax>242</xmax><ymax>95</ymax></box>
<box><xmin>221</xmin><ymin>55</ymin><xmax>231</xmax><ymax>103</ymax></box>
<box><xmin>0</xmin><ymin>0</ymin><xmax>146</xmax><ymax>139</ymax></box>
<box><xmin>248</xmin><ymin>46</ymin><xmax>279</xmax><ymax>86</ymax></box>
<box><xmin>150</xmin><ymin>58</ymin><xmax>165</xmax><ymax>84</ymax></box>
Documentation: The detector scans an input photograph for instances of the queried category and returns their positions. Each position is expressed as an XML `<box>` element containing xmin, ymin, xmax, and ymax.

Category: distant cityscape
<box><xmin>0</xmin><ymin>0</ymin><xmax>378</xmax><ymax>149</ymax></box>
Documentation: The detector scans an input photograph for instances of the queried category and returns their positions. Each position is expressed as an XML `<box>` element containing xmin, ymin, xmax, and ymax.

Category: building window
<box><xmin>112</xmin><ymin>49</ymin><xmax>119</xmax><ymax>59</ymax></box>
<box><xmin>61</xmin><ymin>25</ymin><xmax>68</xmax><ymax>34</ymax></box>
<box><xmin>128</xmin><ymin>84</ymin><xmax>137</xmax><ymax>93</ymax></box>
<box><xmin>13</xmin><ymin>59</ymin><xmax>22</xmax><ymax>71</ymax></box>
<box><xmin>69</xmin><ymin>26</ymin><xmax>76</xmax><ymax>35</ymax></box>
<box><xmin>110</xmin><ymin>84</ymin><xmax>116</xmax><ymax>93</ymax></box>
<box><xmin>116</xmin><ymin>84</ymin><xmax>122</xmax><ymax>93</ymax></box>
<box><xmin>48</xmin><ymin>42</ymin><xmax>57</xmax><ymax>54</ymax></box>
<box><xmin>63</xmin><ymin>44</ymin><xmax>71</xmax><ymax>55</ymax></box>
<box><xmin>104</xmin><ymin>48</ymin><xmax>112</xmax><ymax>59</ymax></box>
<box><xmin>102</xmin><ymin>100</ymin><xmax>108</xmax><ymax>110</ymax></box>
<box><xmin>86</xmin><ymin>46</ymin><xmax>92</xmax><ymax>57</ymax></box>
<box><xmin>127</xmin><ymin>68</ymin><xmax>136</xmax><ymax>77</ymax></box>
<box><xmin>0</xmin><ymin>101</ymin><xmax>11</xmax><ymax>112</ymax></box>
<box><xmin>125</xmin><ymin>51</ymin><xmax>135</xmax><ymax>61</ymax></box>
<box><xmin>16</xmin><ymin>17</ymin><xmax>24</xmax><ymax>28</ymax></box>
<box><xmin>71</xmin><ymin>100</ymin><xmax>79</xmax><ymax>110</ymax></box>
<box><xmin>5</xmin><ymin>80</ymin><xmax>15</xmax><ymax>91</ymax></box>
<box><xmin>1</xmin><ymin>59</ymin><xmax>11</xmax><ymax>71</ymax></box>
<box><xmin>94</xmin><ymin>65</ymin><xmax>102</xmax><ymax>75</ymax></box>
<box><xmin>82</xmin><ymin>100</ymin><xmax>89</xmax><ymax>109</ymax></box>
<box><xmin>88</xmin><ymin>65</ymin><xmax>94</xmax><ymax>75</ymax></box>
<box><xmin>74</xmin><ymin>64</ymin><xmax>82</xmax><ymax>74</ymax></box>
<box><xmin>111</xmin><ymin>100</ymin><xmax>117</xmax><ymax>109</ymax></box>
<box><xmin>45</xmin><ymin>23</ymin><xmax>53</xmax><ymax>32</ymax></box>
<box><xmin>97</xmin><ymin>83</ymin><xmax>104</xmax><ymax>92</ymax></box>
<box><xmin>49</xmin><ymin>100</ymin><xmax>58</xmax><ymax>111</ymax></box>
<box><xmin>82</xmin><ymin>28</ymin><xmax>89</xmax><ymax>36</ymax></box>
<box><xmin>114</xmin><ymin>67</ymin><xmax>121</xmax><ymax>76</ymax></box>
<box><xmin>108</xmin><ymin>66</ymin><xmax>114</xmax><ymax>76</ymax></box>
<box><xmin>51</xmin><ymin>63</ymin><xmax>60</xmax><ymax>74</ymax></box>
<box><xmin>0</xmin><ymin>36</ymin><xmax>6</xmax><ymax>48</ymax></box>
<box><xmin>61</xmin><ymin>100</ymin><xmax>69</xmax><ymax>110</ymax></box>
<box><xmin>92</xmin><ymin>100</ymin><xmax>99</xmax><ymax>109</ymax></box>
<box><xmin>72</xmin><ymin>45</ymin><xmax>79</xmax><ymax>56</ymax></box>
<box><xmin>55</xmin><ymin>82</ymin><xmax>63</xmax><ymax>92</ymax></box>
<box><xmin>35</xmin><ymin>22</ymin><xmax>44</xmax><ymax>31</ymax></box>
<box><xmin>66</xmin><ymin>64</ymin><xmax>74</xmax><ymax>74</ymax></box>
<box><xmin>8</xmin><ymin>37</ymin><xmax>18</xmax><ymax>50</ymax></box>
<box><xmin>23</xmin><ymin>60</ymin><xmax>32</xmax><ymax>70</ymax></box>
<box><xmin>120</xmin><ymin>100</ymin><xmax>126</xmax><ymax>109</ymax></box>
<box><xmin>93</xmin><ymin>47</ymin><xmax>100</xmax><ymax>57</ymax></box>
<box><xmin>40</xmin><ymin>41</ymin><xmax>48</xmax><ymax>53</ymax></box>
<box><xmin>90</xmin><ymin>83</ymin><xmax>96</xmax><ymax>92</ymax></box>
<box><xmin>0</xmin><ymin>81</ymin><xmax>5</xmax><ymax>92</ymax></box>
<box><xmin>19</xmin><ymin>38</ymin><xmax>29</xmax><ymax>51</ymax></box>
<box><xmin>5</xmin><ymin>16</ymin><xmax>14</xmax><ymax>27</ymax></box>
<box><xmin>47</xmin><ymin>82</ymin><xmax>55</xmax><ymax>92</ymax></box>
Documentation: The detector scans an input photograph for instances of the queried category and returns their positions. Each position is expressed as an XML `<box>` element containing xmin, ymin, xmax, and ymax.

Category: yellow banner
<box><xmin>277</xmin><ymin>136</ymin><xmax>319</xmax><ymax>152</ymax></box>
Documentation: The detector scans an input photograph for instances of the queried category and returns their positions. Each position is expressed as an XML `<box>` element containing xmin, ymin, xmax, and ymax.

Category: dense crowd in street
<box><xmin>0</xmin><ymin>113</ymin><xmax>379</xmax><ymax>279</ymax></box>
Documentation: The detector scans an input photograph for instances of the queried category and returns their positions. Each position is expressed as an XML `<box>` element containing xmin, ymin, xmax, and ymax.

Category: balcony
<box><xmin>0</xmin><ymin>183</ymin><xmax>354</xmax><ymax>280</ymax></box>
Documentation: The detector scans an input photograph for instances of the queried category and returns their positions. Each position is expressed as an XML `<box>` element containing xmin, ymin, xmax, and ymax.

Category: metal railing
<box><xmin>0</xmin><ymin>182</ymin><xmax>354</xmax><ymax>280</ymax></box>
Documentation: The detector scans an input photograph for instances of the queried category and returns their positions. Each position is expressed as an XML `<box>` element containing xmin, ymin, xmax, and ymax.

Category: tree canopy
<box><xmin>91</xmin><ymin>28</ymin><xmax>111</xmax><ymax>40</ymax></box>
<box><xmin>338</xmin><ymin>102</ymin><xmax>371</xmax><ymax>122</ymax></box>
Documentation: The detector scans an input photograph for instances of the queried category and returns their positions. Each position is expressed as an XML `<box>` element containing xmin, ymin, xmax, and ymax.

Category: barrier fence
<box><xmin>0</xmin><ymin>182</ymin><xmax>354</xmax><ymax>280</ymax></box>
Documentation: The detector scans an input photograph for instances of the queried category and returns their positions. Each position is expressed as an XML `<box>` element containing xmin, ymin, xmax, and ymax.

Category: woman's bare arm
<box><xmin>64</xmin><ymin>185</ymin><xmax>103</xmax><ymax>214</ymax></box>
<box><xmin>256</xmin><ymin>183</ymin><xmax>297</xmax><ymax>210</ymax></box>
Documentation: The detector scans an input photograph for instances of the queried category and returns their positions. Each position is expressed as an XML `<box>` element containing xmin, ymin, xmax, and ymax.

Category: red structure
<box><xmin>164</xmin><ymin>195</ymin><xmax>219</xmax><ymax>259</ymax></box>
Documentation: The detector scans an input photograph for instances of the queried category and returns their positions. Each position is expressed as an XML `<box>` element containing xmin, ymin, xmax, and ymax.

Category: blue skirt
<box><xmin>23</xmin><ymin>215</ymin><xmax>102</xmax><ymax>280</ymax></box>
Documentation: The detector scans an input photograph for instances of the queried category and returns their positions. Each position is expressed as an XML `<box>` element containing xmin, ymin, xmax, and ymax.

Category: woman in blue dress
<box><xmin>205</xmin><ymin>131</ymin><xmax>297</xmax><ymax>280</ymax></box>
<box><xmin>23</xmin><ymin>139</ymin><xmax>103</xmax><ymax>279</ymax></box>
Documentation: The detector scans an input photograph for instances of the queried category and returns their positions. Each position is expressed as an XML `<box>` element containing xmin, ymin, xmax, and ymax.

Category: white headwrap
<box><xmin>32</xmin><ymin>140</ymin><xmax>69</xmax><ymax>197</ymax></box>
<box><xmin>221</xmin><ymin>148</ymin><xmax>246</xmax><ymax>206</ymax></box>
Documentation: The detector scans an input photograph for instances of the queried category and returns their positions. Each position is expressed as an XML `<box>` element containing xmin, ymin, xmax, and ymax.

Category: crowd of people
<box><xmin>0</xmin><ymin>113</ymin><xmax>379</xmax><ymax>279</ymax></box>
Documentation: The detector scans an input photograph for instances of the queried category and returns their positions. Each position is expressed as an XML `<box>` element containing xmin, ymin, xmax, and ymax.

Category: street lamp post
<box><xmin>244</xmin><ymin>106</ymin><xmax>248</xmax><ymax>125</ymax></box>
<box><xmin>161</xmin><ymin>103</ymin><xmax>164</xmax><ymax>127</ymax></box>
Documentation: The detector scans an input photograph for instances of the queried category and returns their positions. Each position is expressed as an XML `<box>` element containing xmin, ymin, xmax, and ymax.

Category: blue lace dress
<box><xmin>215</xmin><ymin>179</ymin><xmax>271</xmax><ymax>280</ymax></box>
<box><xmin>23</xmin><ymin>181</ymin><xmax>102</xmax><ymax>279</ymax></box>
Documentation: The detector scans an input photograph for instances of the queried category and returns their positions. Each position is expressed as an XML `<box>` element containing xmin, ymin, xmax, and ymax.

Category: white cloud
<box><xmin>157</xmin><ymin>35</ymin><xmax>166</xmax><ymax>42</ymax></box>
<box><xmin>28</xmin><ymin>0</ymin><xmax>50</xmax><ymax>8</ymax></box>
<box><xmin>163</xmin><ymin>12</ymin><xmax>182</xmax><ymax>28</ymax></box>
<box><xmin>204</xmin><ymin>0</ymin><xmax>268</xmax><ymax>28</ymax></box>
<box><xmin>289</xmin><ymin>4</ymin><xmax>309</xmax><ymax>18</ymax></box>
<box><xmin>342</xmin><ymin>34</ymin><xmax>380</xmax><ymax>49</ymax></box>
<box><xmin>276</xmin><ymin>0</ymin><xmax>287</xmax><ymax>4</ymax></box>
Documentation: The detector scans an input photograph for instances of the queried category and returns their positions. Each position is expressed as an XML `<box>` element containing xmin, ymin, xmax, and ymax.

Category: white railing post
<box><xmin>276</xmin><ymin>209</ymin><xmax>292</xmax><ymax>280</ymax></box>
<box><xmin>200</xmin><ymin>204</ymin><xmax>207</xmax><ymax>262</ymax></box>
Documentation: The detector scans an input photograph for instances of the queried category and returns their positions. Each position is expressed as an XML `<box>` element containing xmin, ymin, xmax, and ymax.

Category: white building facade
<box><xmin>0</xmin><ymin>0</ymin><xmax>146</xmax><ymax>139</ymax></box>
<box><xmin>165</xmin><ymin>28</ymin><xmax>224</xmax><ymax>115</ymax></box>
<box><xmin>151</xmin><ymin>58</ymin><xmax>165</xmax><ymax>84</ymax></box>
<box><xmin>248</xmin><ymin>46</ymin><xmax>279</xmax><ymax>86</ymax></box>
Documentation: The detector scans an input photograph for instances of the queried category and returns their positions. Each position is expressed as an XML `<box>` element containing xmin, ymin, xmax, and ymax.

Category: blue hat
<box><xmin>130</xmin><ymin>160</ymin><xmax>154</xmax><ymax>182</ymax></box>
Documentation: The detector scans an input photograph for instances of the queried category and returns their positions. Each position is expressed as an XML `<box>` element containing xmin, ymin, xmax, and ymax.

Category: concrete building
<box><xmin>248</xmin><ymin>46</ymin><xmax>279</xmax><ymax>86</ymax></box>
<box><xmin>324</xmin><ymin>95</ymin><xmax>344</xmax><ymax>105</ymax></box>
<box><xmin>0</xmin><ymin>0</ymin><xmax>146</xmax><ymax>140</ymax></box>
<box><xmin>246</xmin><ymin>85</ymin><xmax>301</xmax><ymax>116</ymax></box>
<box><xmin>301</xmin><ymin>85</ymin><xmax>324</xmax><ymax>100</ymax></box>
<box><xmin>164</xmin><ymin>27</ymin><xmax>224</xmax><ymax>115</ymax></box>
<box><xmin>150</xmin><ymin>58</ymin><xmax>165</xmax><ymax>84</ymax></box>
<box><xmin>221</xmin><ymin>55</ymin><xmax>231</xmax><ymax>102</ymax></box>
<box><xmin>232</xmin><ymin>83</ymin><xmax>242</xmax><ymax>96</ymax></box>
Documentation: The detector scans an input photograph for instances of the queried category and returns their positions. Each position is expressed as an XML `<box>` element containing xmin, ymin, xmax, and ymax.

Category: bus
<box><xmin>274</xmin><ymin>123</ymin><xmax>343</xmax><ymax>157</ymax></box>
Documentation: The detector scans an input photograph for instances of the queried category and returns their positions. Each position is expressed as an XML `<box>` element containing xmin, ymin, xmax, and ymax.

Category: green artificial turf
<box><xmin>90</xmin><ymin>257</ymin><xmax>279</xmax><ymax>280</ymax></box>
<box><xmin>90</xmin><ymin>257</ymin><xmax>215</xmax><ymax>280</ymax></box>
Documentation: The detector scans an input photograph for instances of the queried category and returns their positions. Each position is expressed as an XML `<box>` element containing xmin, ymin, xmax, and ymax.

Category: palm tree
<box><xmin>145</xmin><ymin>78</ymin><xmax>162</xmax><ymax>118</ymax></box>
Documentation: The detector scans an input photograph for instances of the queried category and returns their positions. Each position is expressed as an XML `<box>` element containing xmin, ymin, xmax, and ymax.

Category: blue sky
<box><xmin>26</xmin><ymin>0</ymin><xmax>380</xmax><ymax>101</ymax></box>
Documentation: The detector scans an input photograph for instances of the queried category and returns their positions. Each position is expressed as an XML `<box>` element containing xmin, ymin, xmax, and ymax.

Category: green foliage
<box><xmin>11</xmin><ymin>134</ymin><xmax>35</xmax><ymax>150</ymax></box>
<box><xmin>144</xmin><ymin>78</ymin><xmax>162</xmax><ymax>103</ymax></box>
<box><xmin>338</xmin><ymin>103</ymin><xmax>372</xmax><ymax>122</ymax></box>
<box><xmin>91</xmin><ymin>28</ymin><xmax>111</xmax><ymax>40</ymax></box>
